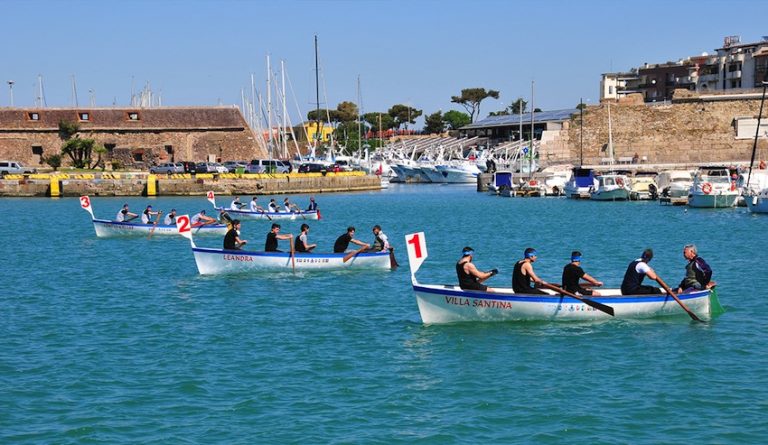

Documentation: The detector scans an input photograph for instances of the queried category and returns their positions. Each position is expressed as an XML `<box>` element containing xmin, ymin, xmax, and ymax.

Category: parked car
<box><xmin>195</xmin><ymin>162</ymin><xmax>209</xmax><ymax>173</ymax></box>
<box><xmin>223</xmin><ymin>161</ymin><xmax>248</xmax><ymax>173</ymax></box>
<box><xmin>0</xmin><ymin>160</ymin><xmax>37</xmax><ymax>176</ymax></box>
<box><xmin>181</xmin><ymin>161</ymin><xmax>197</xmax><ymax>174</ymax></box>
<box><xmin>246</xmin><ymin>159</ymin><xmax>291</xmax><ymax>174</ymax></box>
<box><xmin>297</xmin><ymin>162</ymin><xmax>328</xmax><ymax>173</ymax></box>
<box><xmin>149</xmin><ymin>162</ymin><xmax>184</xmax><ymax>174</ymax></box>
<box><xmin>207</xmin><ymin>162</ymin><xmax>229</xmax><ymax>173</ymax></box>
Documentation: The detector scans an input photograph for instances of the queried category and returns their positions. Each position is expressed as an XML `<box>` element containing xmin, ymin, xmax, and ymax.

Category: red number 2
<box><xmin>407</xmin><ymin>233</ymin><xmax>422</xmax><ymax>258</ymax></box>
<box><xmin>177</xmin><ymin>215</ymin><xmax>191</xmax><ymax>233</ymax></box>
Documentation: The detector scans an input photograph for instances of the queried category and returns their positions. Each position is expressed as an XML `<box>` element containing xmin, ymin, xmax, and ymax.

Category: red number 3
<box><xmin>80</xmin><ymin>196</ymin><xmax>91</xmax><ymax>208</ymax></box>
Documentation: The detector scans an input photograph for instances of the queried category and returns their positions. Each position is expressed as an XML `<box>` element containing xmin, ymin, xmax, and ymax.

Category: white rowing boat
<box><xmin>79</xmin><ymin>196</ymin><xmax>227</xmax><ymax>238</ymax></box>
<box><xmin>175</xmin><ymin>214</ymin><xmax>392</xmax><ymax>274</ymax></box>
<box><xmin>404</xmin><ymin>231</ymin><xmax>718</xmax><ymax>324</ymax></box>
<box><xmin>206</xmin><ymin>191</ymin><xmax>320</xmax><ymax>220</ymax></box>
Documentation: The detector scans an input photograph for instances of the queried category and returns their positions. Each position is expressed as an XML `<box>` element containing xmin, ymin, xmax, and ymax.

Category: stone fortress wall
<box><xmin>540</xmin><ymin>90</ymin><xmax>768</xmax><ymax>167</ymax></box>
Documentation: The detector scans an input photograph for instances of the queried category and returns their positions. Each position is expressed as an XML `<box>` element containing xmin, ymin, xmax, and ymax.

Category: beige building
<box><xmin>0</xmin><ymin>106</ymin><xmax>267</xmax><ymax>168</ymax></box>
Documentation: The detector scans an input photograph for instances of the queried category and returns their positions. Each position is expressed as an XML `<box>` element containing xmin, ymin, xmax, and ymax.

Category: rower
<box><xmin>163</xmin><ymin>209</ymin><xmax>177</xmax><ymax>225</ymax></box>
<box><xmin>512</xmin><ymin>248</ymin><xmax>548</xmax><ymax>294</ymax></box>
<box><xmin>620</xmin><ymin>249</ymin><xmax>663</xmax><ymax>295</ymax></box>
<box><xmin>562</xmin><ymin>250</ymin><xmax>603</xmax><ymax>296</ymax></box>
<box><xmin>116</xmin><ymin>204</ymin><xmax>138</xmax><ymax>222</ymax></box>
<box><xmin>249</xmin><ymin>197</ymin><xmax>264</xmax><ymax>212</ymax></box>
<box><xmin>191</xmin><ymin>210</ymin><xmax>217</xmax><ymax>227</ymax></box>
<box><xmin>265</xmin><ymin>223</ymin><xmax>292</xmax><ymax>252</ymax></box>
<box><xmin>333</xmin><ymin>226</ymin><xmax>370</xmax><ymax>253</ymax></box>
<box><xmin>456</xmin><ymin>247</ymin><xmax>498</xmax><ymax>292</ymax></box>
<box><xmin>223</xmin><ymin>219</ymin><xmax>247</xmax><ymax>250</ymax></box>
<box><xmin>141</xmin><ymin>205</ymin><xmax>159</xmax><ymax>224</ymax></box>
<box><xmin>306</xmin><ymin>196</ymin><xmax>318</xmax><ymax>211</ymax></box>
<box><xmin>230</xmin><ymin>196</ymin><xmax>244</xmax><ymax>210</ymax></box>
<box><xmin>294</xmin><ymin>223</ymin><xmax>317</xmax><ymax>253</ymax></box>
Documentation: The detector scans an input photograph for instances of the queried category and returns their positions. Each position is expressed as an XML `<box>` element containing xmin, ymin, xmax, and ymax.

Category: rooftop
<box><xmin>460</xmin><ymin>109</ymin><xmax>579</xmax><ymax>130</ymax></box>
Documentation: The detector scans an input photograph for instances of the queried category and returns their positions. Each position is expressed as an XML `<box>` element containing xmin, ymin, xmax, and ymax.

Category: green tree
<box><xmin>423</xmin><ymin>111</ymin><xmax>445</xmax><ymax>134</ymax></box>
<box><xmin>450</xmin><ymin>88</ymin><xmax>500</xmax><ymax>122</ymax></box>
<box><xmin>44</xmin><ymin>154</ymin><xmax>62</xmax><ymax>171</ymax></box>
<box><xmin>388</xmin><ymin>104</ymin><xmax>422</xmax><ymax>130</ymax></box>
<box><xmin>58</xmin><ymin>120</ymin><xmax>79</xmax><ymax>140</ymax></box>
<box><xmin>443</xmin><ymin>110</ymin><xmax>471</xmax><ymax>130</ymax></box>
<box><xmin>61</xmin><ymin>138</ymin><xmax>97</xmax><ymax>169</ymax></box>
<box><xmin>91</xmin><ymin>143</ymin><xmax>107</xmax><ymax>170</ymax></box>
<box><xmin>510</xmin><ymin>98</ymin><xmax>528</xmax><ymax>115</ymax></box>
<box><xmin>576</xmin><ymin>102</ymin><xmax>587</xmax><ymax>111</ymax></box>
<box><xmin>363</xmin><ymin>112</ymin><xmax>395</xmax><ymax>133</ymax></box>
<box><xmin>335</xmin><ymin>101</ymin><xmax>359</xmax><ymax>123</ymax></box>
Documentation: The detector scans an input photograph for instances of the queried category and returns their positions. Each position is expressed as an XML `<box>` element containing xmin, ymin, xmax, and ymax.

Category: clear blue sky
<box><xmin>2</xmin><ymin>0</ymin><xmax>766</xmax><ymax>125</ymax></box>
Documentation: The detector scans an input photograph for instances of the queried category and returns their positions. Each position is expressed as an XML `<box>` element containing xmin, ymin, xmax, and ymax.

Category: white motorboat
<box><xmin>657</xmin><ymin>170</ymin><xmax>693</xmax><ymax>198</ymax></box>
<box><xmin>688</xmin><ymin>166</ymin><xmax>739</xmax><ymax>208</ymax></box>
<box><xmin>563</xmin><ymin>167</ymin><xmax>597</xmax><ymax>199</ymax></box>
<box><xmin>590</xmin><ymin>174</ymin><xmax>631</xmax><ymax>201</ymax></box>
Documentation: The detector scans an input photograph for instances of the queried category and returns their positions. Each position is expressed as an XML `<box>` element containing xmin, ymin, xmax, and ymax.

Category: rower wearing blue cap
<box><xmin>512</xmin><ymin>247</ymin><xmax>548</xmax><ymax>294</ymax></box>
<box><xmin>456</xmin><ymin>246</ymin><xmax>498</xmax><ymax>292</ymax></box>
<box><xmin>562</xmin><ymin>250</ymin><xmax>604</xmax><ymax>296</ymax></box>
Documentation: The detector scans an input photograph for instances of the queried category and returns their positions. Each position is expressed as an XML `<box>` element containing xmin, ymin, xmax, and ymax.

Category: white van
<box><xmin>246</xmin><ymin>159</ymin><xmax>291</xmax><ymax>174</ymax></box>
<box><xmin>0</xmin><ymin>161</ymin><xmax>37</xmax><ymax>176</ymax></box>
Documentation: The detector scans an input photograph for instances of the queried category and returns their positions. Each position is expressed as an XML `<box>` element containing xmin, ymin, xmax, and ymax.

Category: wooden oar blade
<box><xmin>580</xmin><ymin>297</ymin><xmax>615</xmax><ymax>316</ymax></box>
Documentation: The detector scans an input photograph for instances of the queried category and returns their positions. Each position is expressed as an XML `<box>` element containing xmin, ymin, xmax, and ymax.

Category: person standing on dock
<box><xmin>265</xmin><ymin>223</ymin><xmax>292</xmax><ymax>252</ymax></box>
<box><xmin>223</xmin><ymin>219</ymin><xmax>247</xmax><ymax>250</ymax></box>
<box><xmin>620</xmin><ymin>249</ymin><xmax>663</xmax><ymax>295</ymax></box>
<box><xmin>141</xmin><ymin>205</ymin><xmax>160</xmax><ymax>224</ymax></box>
<box><xmin>333</xmin><ymin>226</ymin><xmax>370</xmax><ymax>253</ymax></box>
<box><xmin>294</xmin><ymin>223</ymin><xmax>317</xmax><ymax>253</ymax></box>
<box><xmin>163</xmin><ymin>209</ymin><xmax>177</xmax><ymax>225</ymax></box>
<box><xmin>115</xmin><ymin>204</ymin><xmax>138</xmax><ymax>222</ymax></box>
<box><xmin>512</xmin><ymin>248</ymin><xmax>548</xmax><ymax>294</ymax></box>
<box><xmin>456</xmin><ymin>247</ymin><xmax>498</xmax><ymax>292</ymax></box>
<box><xmin>676</xmin><ymin>244</ymin><xmax>715</xmax><ymax>293</ymax></box>
<box><xmin>562</xmin><ymin>251</ymin><xmax>603</xmax><ymax>296</ymax></box>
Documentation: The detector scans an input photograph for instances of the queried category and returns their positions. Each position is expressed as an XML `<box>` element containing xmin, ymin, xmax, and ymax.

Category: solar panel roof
<box><xmin>460</xmin><ymin>108</ymin><xmax>580</xmax><ymax>129</ymax></box>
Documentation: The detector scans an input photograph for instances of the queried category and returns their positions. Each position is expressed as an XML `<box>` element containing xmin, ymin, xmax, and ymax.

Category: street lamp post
<box><xmin>580</xmin><ymin>98</ymin><xmax>584</xmax><ymax>166</ymax></box>
<box><xmin>7</xmin><ymin>80</ymin><xmax>14</xmax><ymax>107</ymax></box>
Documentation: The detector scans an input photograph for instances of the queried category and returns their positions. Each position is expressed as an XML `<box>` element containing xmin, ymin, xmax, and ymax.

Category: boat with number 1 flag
<box><xmin>206</xmin><ymin>191</ymin><xmax>320</xmax><ymax>220</ymax></box>
<box><xmin>404</xmin><ymin>231</ymin><xmax>719</xmax><ymax>324</ymax></box>
<box><xmin>79</xmin><ymin>196</ymin><xmax>228</xmax><ymax>238</ymax></box>
<box><xmin>175</xmin><ymin>214</ymin><xmax>391</xmax><ymax>274</ymax></box>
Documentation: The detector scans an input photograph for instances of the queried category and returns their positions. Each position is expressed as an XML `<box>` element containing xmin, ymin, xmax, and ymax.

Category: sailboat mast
<box><xmin>281</xmin><ymin>60</ymin><xmax>288</xmax><ymax>159</ymax></box>
<box><xmin>357</xmin><ymin>75</ymin><xmax>362</xmax><ymax>153</ymax></box>
<box><xmin>71</xmin><ymin>75</ymin><xmax>79</xmax><ymax>107</ymax></box>
<box><xmin>747</xmin><ymin>81</ymin><xmax>768</xmax><ymax>189</ymax></box>
<box><xmin>529</xmin><ymin>80</ymin><xmax>534</xmax><ymax>178</ymax></box>
<box><xmin>608</xmin><ymin>102</ymin><xmax>614</xmax><ymax>163</ymax></box>
<box><xmin>314</xmin><ymin>35</ymin><xmax>321</xmax><ymax>154</ymax></box>
<box><xmin>267</xmin><ymin>55</ymin><xmax>273</xmax><ymax>162</ymax></box>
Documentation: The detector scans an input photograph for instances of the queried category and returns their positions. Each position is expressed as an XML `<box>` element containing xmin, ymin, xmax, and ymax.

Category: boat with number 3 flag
<box><xmin>405</xmin><ymin>232</ymin><xmax>720</xmax><ymax>324</ymax></box>
<box><xmin>79</xmin><ymin>196</ymin><xmax>227</xmax><ymax>237</ymax></box>
<box><xmin>175</xmin><ymin>214</ymin><xmax>391</xmax><ymax>274</ymax></box>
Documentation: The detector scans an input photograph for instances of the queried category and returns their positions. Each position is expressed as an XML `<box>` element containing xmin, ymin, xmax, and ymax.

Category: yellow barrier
<box><xmin>3</xmin><ymin>174</ymin><xmax>23</xmax><ymax>180</ymax></box>
<box><xmin>196</xmin><ymin>173</ymin><xmax>214</xmax><ymax>179</ymax></box>
<box><xmin>49</xmin><ymin>177</ymin><xmax>61</xmax><ymax>197</ymax></box>
<box><xmin>147</xmin><ymin>174</ymin><xmax>157</xmax><ymax>196</ymax></box>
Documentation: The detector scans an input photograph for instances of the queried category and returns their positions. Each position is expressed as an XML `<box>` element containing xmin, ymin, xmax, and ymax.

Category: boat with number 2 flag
<box><xmin>79</xmin><ymin>196</ymin><xmax>227</xmax><ymax>237</ymax></box>
<box><xmin>404</xmin><ymin>232</ymin><xmax>720</xmax><ymax>324</ymax></box>
<box><xmin>175</xmin><ymin>214</ymin><xmax>391</xmax><ymax>274</ymax></box>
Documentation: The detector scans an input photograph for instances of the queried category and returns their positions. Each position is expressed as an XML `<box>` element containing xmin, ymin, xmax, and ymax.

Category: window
<box><xmin>609</xmin><ymin>86</ymin><xmax>614</xmax><ymax>94</ymax></box>
<box><xmin>78</xmin><ymin>112</ymin><xmax>90</xmax><ymax>121</ymax></box>
<box><xmin>27</xmin><ymin>112</ymin><xmax>40</xmax><ymax>121</ymax></box>
<box><xmin>104</xmin><ymin>143</ymin><xmax>115</xmax><ymax>153</ymax></box>
<box><xmin>126</xmin><ymin>111</ymin><xmax>140</xmax><ymax>121</ymax></box>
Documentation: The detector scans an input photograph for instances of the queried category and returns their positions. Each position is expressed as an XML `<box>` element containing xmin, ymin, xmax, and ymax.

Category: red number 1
<box><xmin>407</xmin><ymin>233</ymin><xmax>422</xmax><ymax>258</ymax></box>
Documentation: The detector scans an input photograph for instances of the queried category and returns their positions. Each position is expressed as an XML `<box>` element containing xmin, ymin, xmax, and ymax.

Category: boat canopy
<box><xmin>573</xmin><ymin>168</ymin><xmax>595</xmax><ymax>187</ymax></box>
<box><xmin>494</xmin><ymin>172</ymin><xmax>512</xmax><ymax>187</ymax></box>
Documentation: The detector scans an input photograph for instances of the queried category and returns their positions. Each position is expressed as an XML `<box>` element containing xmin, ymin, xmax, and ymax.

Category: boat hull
<box><xmin>746</xmin><ymin>193</ymin><xmax>768</xmax><ymax>213</ymax></box>
<box><xmin>92</xmin><ymin>219</ymin><xmax>228</xmax><ymax>237</ymax></box>
<box><xmin>190</xmin><ymin>248</ymin><xmax>392</xmax><ymax>274</ymax></box>
<box><xmin>225</xmin><ymin>208</ymin><xmax>319</xmax><ymax>220</ymax></box>
<box><xmin>413</xmin><ymin>285</ymin><xmax>713</xmax><ymax>324</ymax></box>
<box><xmin>590</xmin><ymin>188</ymin><xmax>630</xmax><ymax>201</ymax></box>
<box><xmin>687</xmin><ymin>193</ymin><xmax>738</xmax><ymax>208</ymax></box>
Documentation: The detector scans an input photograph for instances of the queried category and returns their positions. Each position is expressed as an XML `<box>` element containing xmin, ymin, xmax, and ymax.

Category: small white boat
<box><xmin>207</xmin><ymin>191</ymin><xmax>320</xmax><ymax>220</ymax></box>
<box><xmin>746</xmin><ymin>188</ymin><xmax>768</xmax><ymax>213</ymax></box>
<box><xmin>404</xmin><ymin>232</ymin><xmax>717</xmax><ymax>324</ymax></box>
<box><xmin>629</xmin><ymin>173</ymin><xmax>658</xmax><ymax>200</ymax></box>
<box><xmin>564</xmin><ymin>167</ymin><xmax>597</xmax><ymax>199</ymax></box>
<box><xmin>174</xmin><ymin>215</ymin><xmax>392</xmax><ymax>274</ymax></box>
<box><xmin>590</xmin><ymin>174</ymin><xmax>631</xmax><ymax>201</ymax></box>
<box><xmin>657</xmin><ymin>170</ymin><xmax>693</xmax><ymax>198</ymax></box>
<box><xmin>79</xmin><ymin>196</ymin><xmax>227</xmax><ymax>238</ymax></box>
<box><xmin>687</xmin><ymin>166</ymin><xmax>740</xmax><ymax>208</ymax></box>
<box><xmin>436</xmin><ymin>162</ymin><xmax>481</xmax><ymax>183</ymax></box>
<box><xmin>488</xmin><ymin>171</ymin><xmax>513</xmax><ymax>195</ymax></box>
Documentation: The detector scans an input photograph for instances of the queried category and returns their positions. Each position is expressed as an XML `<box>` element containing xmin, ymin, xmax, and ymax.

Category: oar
<box><xmin>343</xmin><ymin>246</ymin><xmax>366</xmax><ymax>263</ymax></box>
<box><xmin>541</xmin><ymin>282</ymin><xmax>615</xmax><ymax>317</ymax></box>
<box><xmin>656</xmin><ymin>276</ymin><xmax>703</xmax><ymax>322</ymax></box>
<box><xmin>147</xmin><ymin>211</ymin><xmax>163</xmax><ymax>239</ymax></box>
<box><xmin>388</xmin><ymin>247</ymin><xmax>399</xmax><ymax>269</ymax></box>
<box><xmin>289</xmin><ymin>235</ymin><xmax>296</xmax><ymax>273</ymax></box>
<box><xmin>259</xmin><ymin>209</ymin><xmax>272</xmax><ymax>221</ymax></box>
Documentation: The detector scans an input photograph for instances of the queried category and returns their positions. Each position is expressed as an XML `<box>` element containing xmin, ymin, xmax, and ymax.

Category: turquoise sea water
<box><xmin>2</xmin><ymin>184</ymin><xmax>767</xmax><ymax>444</ymax></box>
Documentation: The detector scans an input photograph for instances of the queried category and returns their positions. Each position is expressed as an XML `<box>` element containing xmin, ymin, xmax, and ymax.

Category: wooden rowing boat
<box><xmin>405</xmin><ymin>231</ymin><xmax>718</xmax><ymax>324</ymax></box>
<box><xmin>175</xmin><ymin>214</ymin><xmax>390</xmax><ymax>274</ymax></box>
<box><xmin>80</xmin><ymin>196</ymin><xmax>228</xmax><ymax>238</ymax></box>
<box><xmin>206</xmin><ymin>191</ymin><xmax>320</xmax><ymax>220</ymax></box>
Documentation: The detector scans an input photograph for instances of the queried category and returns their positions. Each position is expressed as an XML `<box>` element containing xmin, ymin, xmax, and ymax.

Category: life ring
<box><xmin>701</xmin><ymin>182</ymin><xmax>712</xmax><ymax>194</ymax></box>
<box><xmin>529</xmin><ymin>179</ymin><xmax>538</xmax><ymax>186</ymax></box>
<box><xmin>616</xmin><ymin>177</ymin><xmax>624</xmax><ymax>186</ymax></box>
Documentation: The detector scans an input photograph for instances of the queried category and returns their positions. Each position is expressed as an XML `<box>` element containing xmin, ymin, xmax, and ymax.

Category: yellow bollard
<box><xmin>147</xmin><ymin>174</ymin><xmax>157</xmax><ymax>196</ymax></box>
<box><xmin>49</xmin><ymin>176</ymin><xmax>61</xmax><ymax>197</ymax></box>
